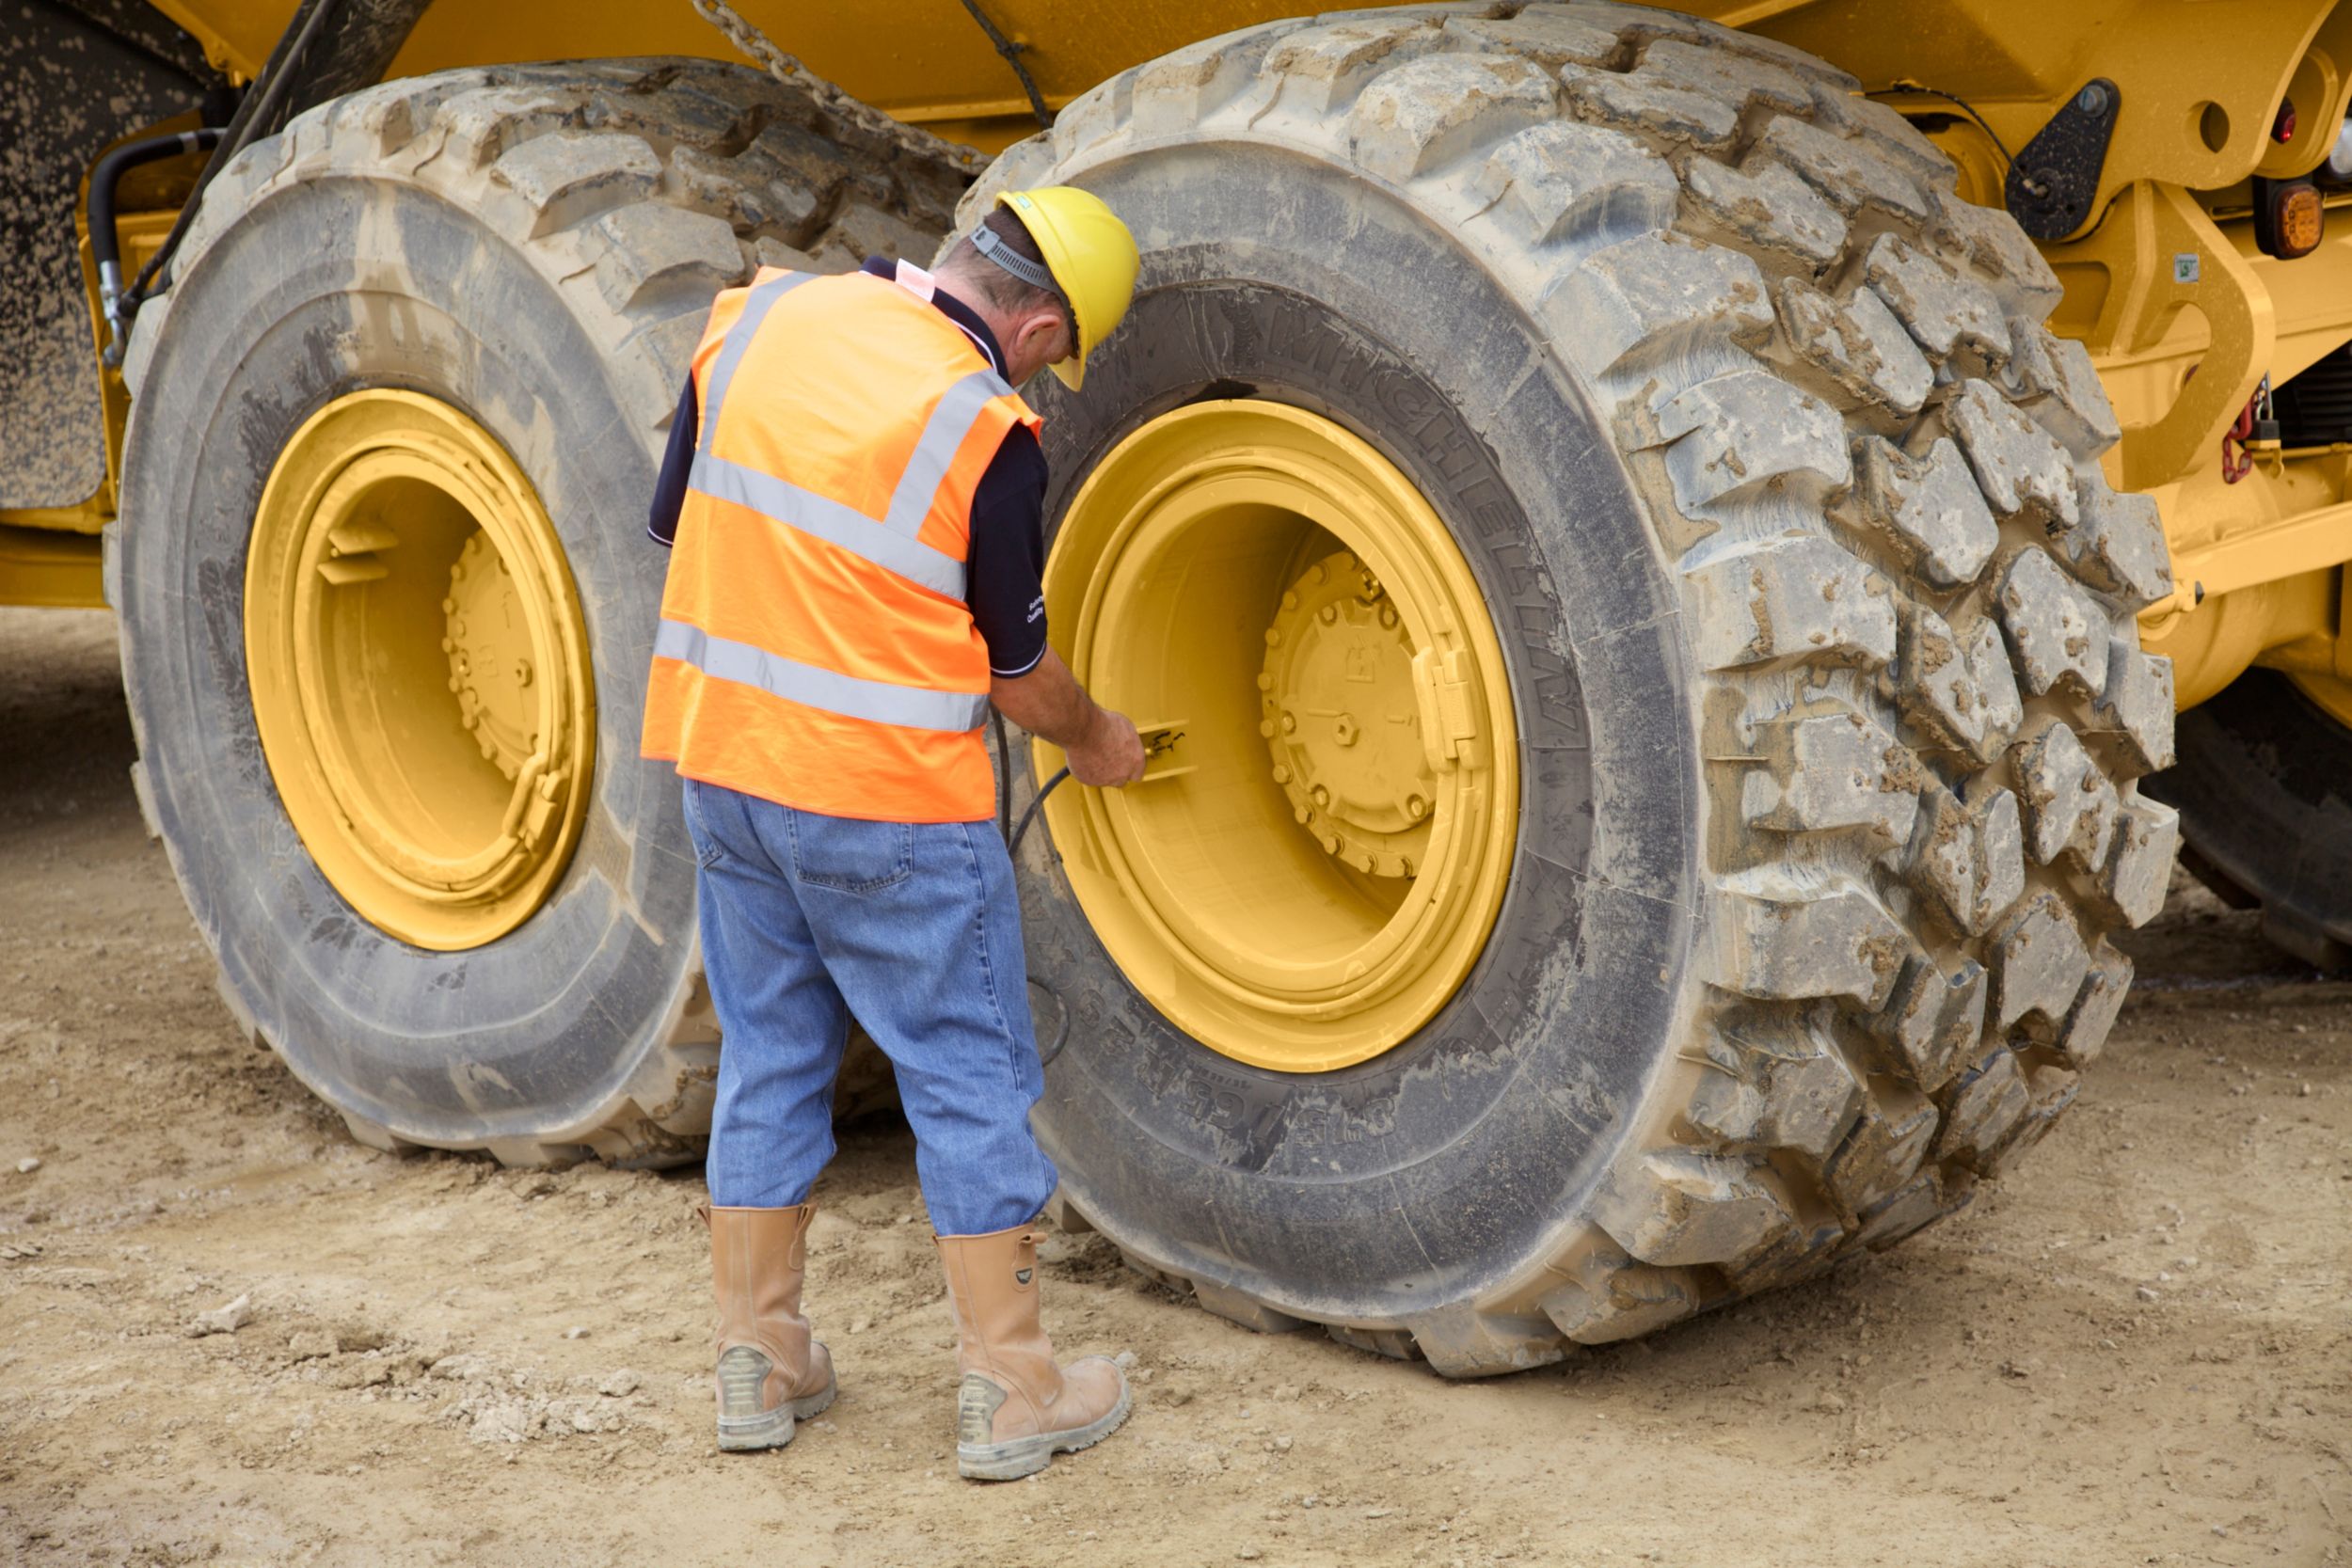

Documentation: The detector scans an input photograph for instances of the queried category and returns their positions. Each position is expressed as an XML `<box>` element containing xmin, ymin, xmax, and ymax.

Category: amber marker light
<box><xmin>2256</xmin><ymin>178</ymin><xmax>2326</xmax><ymax>258</ymax></box>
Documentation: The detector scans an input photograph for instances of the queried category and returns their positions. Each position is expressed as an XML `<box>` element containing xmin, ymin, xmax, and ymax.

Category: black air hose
<box><xmin>89</xmin><ymin>128</ymin><xmax>224</xmax><ymax>364</ymax></box>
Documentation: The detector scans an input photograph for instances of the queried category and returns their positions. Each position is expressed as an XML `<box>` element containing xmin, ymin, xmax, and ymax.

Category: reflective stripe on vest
<box><xmin>695</xmin><ymin>269</ymin><xmax>815</xmax><ymax>456</ymax></box>
<box><xmin>686</xmin><ymin>451</ymin><xmax>967</xmax><ymax>601</ymax></box>
<box><xmin>654</xmin><ymin>619</ymin><xmax>989</xmax><ymax>734</ymax></box>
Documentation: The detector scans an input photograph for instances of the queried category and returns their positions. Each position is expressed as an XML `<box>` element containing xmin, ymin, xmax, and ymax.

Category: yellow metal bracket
<box><xmin>2055</xmin><ymin>182</ymin><xmax>2276</xmax><ymax>494</ymax></box>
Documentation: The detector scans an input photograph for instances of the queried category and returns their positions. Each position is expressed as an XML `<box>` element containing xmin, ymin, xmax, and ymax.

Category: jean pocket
<box><xmin>787</xmin><ymin>813</ymin><xmax>914</xmax><ymax>895</ymax></box>
<box><xmin>680</xmin><ymin>780</ymin><xmax>726</xmax><ymax>869</ymax></box>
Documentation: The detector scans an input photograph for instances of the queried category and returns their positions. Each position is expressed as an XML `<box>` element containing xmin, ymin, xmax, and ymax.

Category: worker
<box><xmin>640</xmin><ymin>187</ymin><xmax>1146</xmax><ymax>1482</ymax></box>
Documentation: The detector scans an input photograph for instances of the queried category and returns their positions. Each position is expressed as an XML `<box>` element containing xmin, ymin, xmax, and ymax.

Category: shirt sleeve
<box><xmin>647</xmin><ymin>373</ymin><xmax>698</xmax><ymax>546</ymax></box>
<box><xmin>966</xmin><ymin>423</ymin><xmax>1051</xmax><ymax>677</ymax></box>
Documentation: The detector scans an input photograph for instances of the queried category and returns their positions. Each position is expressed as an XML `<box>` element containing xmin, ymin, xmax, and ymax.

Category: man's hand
<box><xmin>991</xmin><ymin>648</ymin><xmax>1146</xmax><ymax>788</ymax></box>
<box><xmin>1064</xmin><ymin>705</ymin><xmax>1146</xmax><ymax>787</ymax></box>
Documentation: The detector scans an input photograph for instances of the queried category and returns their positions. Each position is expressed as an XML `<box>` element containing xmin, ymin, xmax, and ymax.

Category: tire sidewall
<box><xmin>116</xmin><ymin>174</ymin><xmax>693</xmax><ymax>1144</ymax></box>
<box><xmin>1014</xmin><ymin>143</ymin><xmax>1699</xmax><ymax>1320</ymax></box>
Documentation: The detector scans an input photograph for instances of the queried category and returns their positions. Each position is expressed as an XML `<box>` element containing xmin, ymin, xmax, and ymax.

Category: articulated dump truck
<box><xmin>8</xmin><ymin>0</ymin><xmax>2350</xmax><ymax>1373</ymax></box>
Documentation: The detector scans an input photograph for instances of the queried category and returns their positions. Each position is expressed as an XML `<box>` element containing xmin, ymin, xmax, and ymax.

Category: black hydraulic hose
<box><xmin>89</xmin><ymin>128</ymin><xmax>224</xmax><ymax>365</ymax></box>
<box><xmin>993</xmin><ymin>733</ymin><xmax>1073</xmax><ymax>1067</ymax></box>
<box><xmin>112</xmin><ymin>0</ymin><xmax>345</xmax><ymax>356</ymax></box>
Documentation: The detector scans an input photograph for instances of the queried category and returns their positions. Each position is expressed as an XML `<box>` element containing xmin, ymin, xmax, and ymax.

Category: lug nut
<box><xmin>1407</xmin><ymin>794</ymin><xmax>1427</xmax><ymax>820</ymax></box>
<box><xmin>1379</xmin><ymin>604</ymin><xmax>1398</xmax><ymax>630</ymax></box>
<box><xmin>1318</xmin><ymin>604</ymin><xmax>1338</xmax><ymax>625</ymax></box>
<box><xmin>1280</xmin><ymin>712</ymin><xmax>1296</xmax><ymax>735</ymax></box>
<box><xmin>1312</xmin><ymin>784</ymin><xmax>1330</xmax><ymax>807</ymax></box>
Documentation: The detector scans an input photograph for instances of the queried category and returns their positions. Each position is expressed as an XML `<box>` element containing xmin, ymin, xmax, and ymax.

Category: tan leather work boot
<box><xmin>706</xmin><ymin>1204</ymin><xmax>837</xmax><ymax>1451</ymax></box>
<box><xmin>935</xmin><ymin>1223</ymin><xmax>1131</xmax><ymax>1481</ymax></box>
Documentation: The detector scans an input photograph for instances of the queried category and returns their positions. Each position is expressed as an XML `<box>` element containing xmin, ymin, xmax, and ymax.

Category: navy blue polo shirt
<box><xmin>646</xmin><ymin>257</ymin><xmax>1051</xmax><ymax>678</ymax></box>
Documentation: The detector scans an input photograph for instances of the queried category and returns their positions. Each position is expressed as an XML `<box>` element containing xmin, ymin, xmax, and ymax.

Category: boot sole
<box><xmin>956</xmin><ymin>1382</ymin><xmax>1133</xmax><ymax>1481</ymax></box>
<box><xmin>716</xmin><ymin>1376</ymin><xmax>836</xmax><ymax>1452</ymax></box>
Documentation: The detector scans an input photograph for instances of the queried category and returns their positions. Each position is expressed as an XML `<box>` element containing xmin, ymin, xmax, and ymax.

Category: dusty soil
<box><xmin>2</xmin><ymin>606</ymin><xmax>2347</xmax><ymax>1567</ymax></box>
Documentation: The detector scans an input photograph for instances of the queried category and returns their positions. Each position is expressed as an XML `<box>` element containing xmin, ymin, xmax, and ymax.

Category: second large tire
<box><xmin>978</xmin><ymin>4</ymin><xmax>2184</xmax><ymax>1372</ymax></box>
<box><xmin>111</xmin><ymin>58</ymin><xmax>962</xmax><ymax>1164</ymax></box>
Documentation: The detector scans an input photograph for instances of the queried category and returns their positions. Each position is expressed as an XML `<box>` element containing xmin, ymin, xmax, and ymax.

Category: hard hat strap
<box><xmin>971</xmin><ymin>224</ymin><xmax>1063</xmax><ymax>302</ymax></box>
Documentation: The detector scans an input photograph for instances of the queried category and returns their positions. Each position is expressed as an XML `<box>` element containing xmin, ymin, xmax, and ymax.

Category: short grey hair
<box><xmin>943</xmin><ymin>207</ymin><xmax>1068</xmax><ymax>326</ymax></box>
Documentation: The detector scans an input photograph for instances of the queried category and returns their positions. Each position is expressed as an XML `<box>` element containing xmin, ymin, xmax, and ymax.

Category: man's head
<box><xmin>934</xmin><ymin>188</ymin><xmax>1137</xmax><ymax>391</ymax></box>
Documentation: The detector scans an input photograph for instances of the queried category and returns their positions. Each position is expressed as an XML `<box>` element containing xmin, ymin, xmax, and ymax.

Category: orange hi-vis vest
<box><xmin>641</xmin><ymin>265</ymin><xmax>1041</xmax><ymax>822</ymax></box>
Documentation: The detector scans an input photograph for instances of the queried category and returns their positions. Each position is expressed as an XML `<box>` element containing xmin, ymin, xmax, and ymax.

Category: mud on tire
<box><xmin>979</xmin><ymin>3</ymin><xmax>2179</xmax><ymax>1372</ymax></box>
<box><xmin>109</xmin><ymin>58</ymin><xmax>961</xmax><ymax>1164</ymax></box>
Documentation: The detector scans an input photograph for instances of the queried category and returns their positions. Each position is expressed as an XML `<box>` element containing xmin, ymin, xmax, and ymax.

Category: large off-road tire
<box><xmin>2148</xmin><ymin>671</ymin><xmax>2352</xmax><ymax>969</ymax></box>
<box><xmin>110</xmin><ymin>58</ymin><xmax>961</xmax><ymax>1164</ymax></box>
<box><xmin>980</xmin><ymin>4</ymin><xmax>2183</xmax><ymax>1372</ymax></box>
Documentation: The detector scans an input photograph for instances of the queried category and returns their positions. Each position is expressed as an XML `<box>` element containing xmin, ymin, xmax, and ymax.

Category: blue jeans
<box><xmin>682</xmin><ymin>778</ymin><xmax>1057</xmax><ymax>1237</ymax></box>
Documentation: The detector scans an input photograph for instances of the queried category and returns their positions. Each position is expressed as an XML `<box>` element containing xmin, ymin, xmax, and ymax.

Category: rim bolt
<box><xmin>1407</xmin><ymin>794</ymin><xmax>1427</xmax><ymax>819</ymax></box>
<box><xmin>441</xmin><ymin>597</ymin><xmax>456</xmax><ymax>614</ymax></box>
<box><xmin>1280</xmin><ymin>591</ymin><xmax>1298</xmax><ymax>610</ymax></box>
<box><xmin>440</xmin><ymin>637</ymin><xmax>455</xmax><ymax>654</ymax></box>
<box><xmin>1272</xmin><ymin>764</ymin><xmax>1291</xmax><ymax>784</ymax></box>
<box><xmin>1263</xmin><ymin>627</ymin><xmax>1281</xmax><ymax>647</ymax></box>
<box><xmin>1256</xmin><ymin>673</ymin><xmax>1273</xmax><ymax>691</ymax></box>
<box><xmin>1309</xmin><ymin>563</ymin><xmax>1327</xmax><ymax>583</ymax></box>
<box><xmin>1294</xmin><ymin>805</ymin><xmax>1311</xmax><ymax>824</ymax></box>
<box><xmin>1259</xmin><ymin>720</ymin><xmax>1275</xmax><ymax>738</ymax></box>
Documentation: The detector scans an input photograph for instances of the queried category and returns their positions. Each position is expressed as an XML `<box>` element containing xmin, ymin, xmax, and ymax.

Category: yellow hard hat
<box><xmin>995</xmin><ymin>186</ymin><xmax>1137</xmax><ymax>391</ymax></box>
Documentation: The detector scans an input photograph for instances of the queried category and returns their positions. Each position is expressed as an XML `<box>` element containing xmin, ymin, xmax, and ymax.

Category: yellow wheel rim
<box><xmin>245</xmin><ymin>390</ymin><xmax>594</xmax><ymax>951</ymax></box>
<box><xmin>1039</xmin><ymin>401</ymin><xmax>1518</xmax><ymax>1073</ymax></box>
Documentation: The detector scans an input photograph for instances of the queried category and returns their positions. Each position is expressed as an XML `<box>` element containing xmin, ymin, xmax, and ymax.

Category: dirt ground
<box><xmin>2</xmin><ymin>605</ymin><xmax>2346</xmax><ymax>1568</ymax></box>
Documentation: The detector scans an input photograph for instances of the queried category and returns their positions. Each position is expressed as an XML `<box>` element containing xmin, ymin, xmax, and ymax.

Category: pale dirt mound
<box><xmin>0</xmin><ymin>607</ymin><xmax>2345</xmax><ymax>1567</ymax></box>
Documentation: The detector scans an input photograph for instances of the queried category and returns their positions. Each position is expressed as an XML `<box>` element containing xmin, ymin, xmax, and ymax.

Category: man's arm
<box><xmin>993</xmin><ymin>648</ymin><xmax>1144</xmax><ymax>786</ymax></box>
<box><xmin>647</xmin><ymin>375</ymin><xmax>697</xmax><ymax>546</ymax></box>
<box><xmin>967</xmin><ymin>425</ymin><xmax>1143</xmax><ymax>786</ymax></box>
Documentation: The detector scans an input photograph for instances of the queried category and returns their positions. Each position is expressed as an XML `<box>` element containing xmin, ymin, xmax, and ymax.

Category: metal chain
<box><xmin>688</xmin><ymin>0</ymin><xmax>991</xmax><ymax>177</ymax></box>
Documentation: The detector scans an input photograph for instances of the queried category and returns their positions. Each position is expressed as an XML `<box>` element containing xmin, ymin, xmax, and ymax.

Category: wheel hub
<box><xmin>1262</xmin><ymin>550</ymin><xmax>1435</xmax><ymax>879</ymax></box>
<box><xmin>245</xmin><ymin>390</ymin><xmax>593</xmax><ymax>951</ymax></box>
<box><xmin>446</xmin><ymin>530</ymin><xmax>537</xmax><ymax>782</ymax></box>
